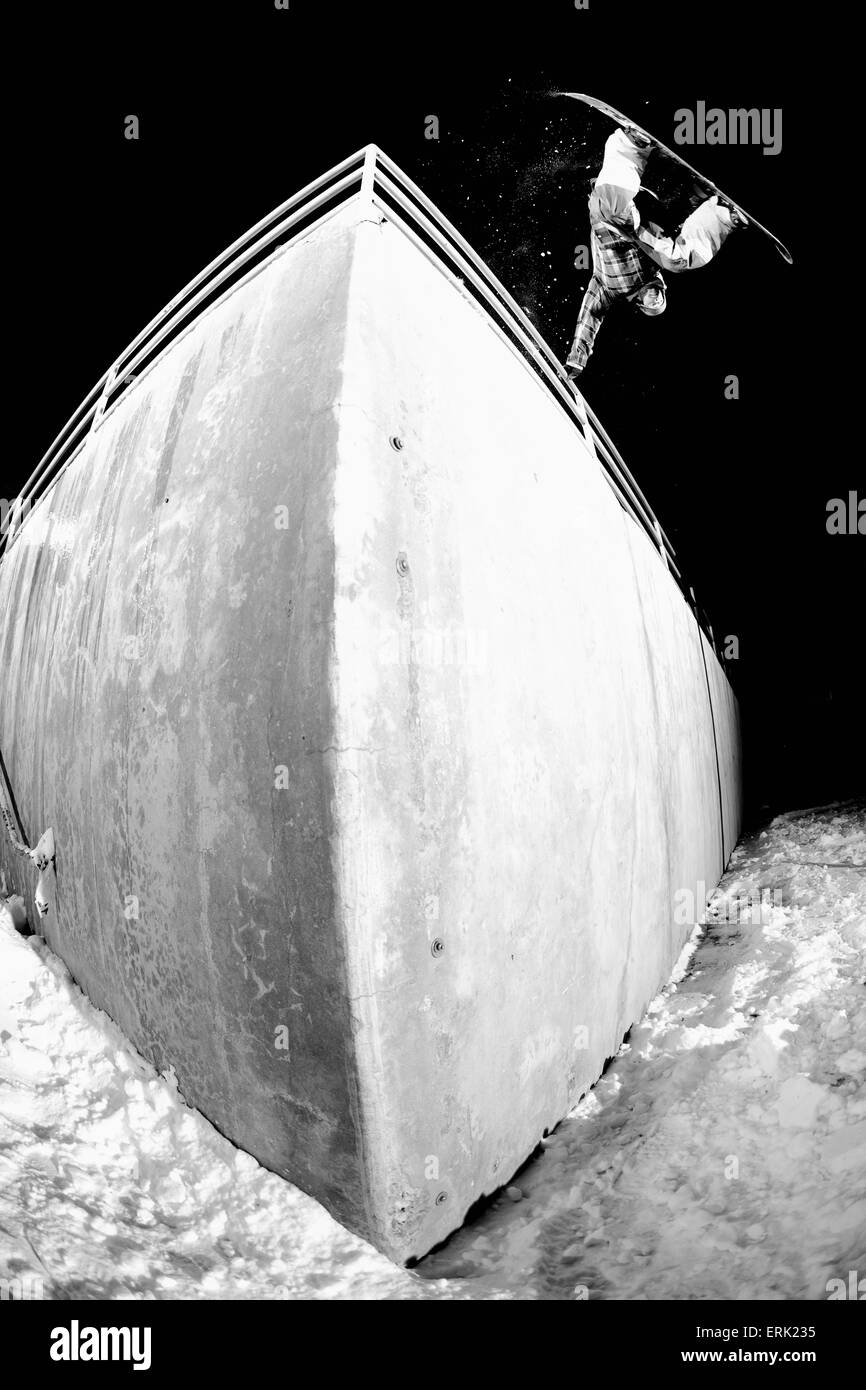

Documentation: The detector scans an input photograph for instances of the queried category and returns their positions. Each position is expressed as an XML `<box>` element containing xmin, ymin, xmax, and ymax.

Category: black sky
<box><xmin>7</xmin><ymin>2</ymin><xmax>861</xmax><ymax>815</ymax></box>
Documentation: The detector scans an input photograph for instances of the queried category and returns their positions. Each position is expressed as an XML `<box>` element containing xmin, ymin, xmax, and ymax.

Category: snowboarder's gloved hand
<box><xmin>716</xmin><ymin>196</ymin><xmax>749</xmax><ymax>229</ymax></box>
<box><xmin>623</xmin><ymin>126</ymin><xmax>653</xmax><ymax>151</ymax></box>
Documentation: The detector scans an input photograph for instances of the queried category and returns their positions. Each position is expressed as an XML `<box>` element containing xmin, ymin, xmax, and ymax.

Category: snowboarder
<box><xmin>566</xmin><ymin>126</ymin><xmax>747</xmax><ymax>380</ymax></box>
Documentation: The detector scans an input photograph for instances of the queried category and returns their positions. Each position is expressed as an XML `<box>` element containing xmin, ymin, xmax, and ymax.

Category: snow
<box><xmin>2</xmin><ymin>801</ymin><xmax>864</xmax><ymax>1300</ymax></box>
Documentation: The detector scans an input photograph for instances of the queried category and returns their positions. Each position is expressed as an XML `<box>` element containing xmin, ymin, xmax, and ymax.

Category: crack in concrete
<box><xmin>348</xmin><ymin>977</ymin><xmax>414</xmax><ymax>1004</ymax></box>
<box><xmin>313</xmin><ymin>746</ymin><xmax>384</xmax><ymax>756</ymax></box>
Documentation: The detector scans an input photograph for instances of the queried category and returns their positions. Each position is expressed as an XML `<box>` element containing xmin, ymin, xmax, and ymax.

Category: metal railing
<box><xmin>1</xmin><ymin>148</ymin><xmax>369</xmax><ymax>551</ymax></box>
<box><xmin>1</xmin><ymin>144</ymin><xmax>722</xmax><ymax>649</ymax></box>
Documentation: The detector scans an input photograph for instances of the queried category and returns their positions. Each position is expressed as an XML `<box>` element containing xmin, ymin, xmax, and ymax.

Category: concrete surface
<box><xmin>0</xmin><ymin>210</ymin><xmax>369</xmax><ymax>1232</ymax></box>
<box><xmin>0</xmin><ymin>187</ymin><xmax>741</xmax><ymax>1262</ymax></box>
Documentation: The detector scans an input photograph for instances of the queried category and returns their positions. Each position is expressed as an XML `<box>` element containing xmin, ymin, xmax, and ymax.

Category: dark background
<box><xmin>6</xmin><ymin>2</ymin><xmax>860</xmax><ymax>820</ymax></box>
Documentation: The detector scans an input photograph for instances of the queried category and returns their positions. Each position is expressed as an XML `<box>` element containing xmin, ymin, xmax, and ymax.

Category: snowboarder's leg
<box><xmin>589</xmin><ymin>128</ymin><xmax>652</xmax><ymax>231</ymax></box>
<box><xmin>636</xmin><ymin>196</ymin><xmax>740</xmax><ymax>274</ymax></box>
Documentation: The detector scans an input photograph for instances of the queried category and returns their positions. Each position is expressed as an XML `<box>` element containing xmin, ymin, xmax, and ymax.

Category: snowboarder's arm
<box><xmin>566</xmin><ymin>274</ymin><xmax>614</xmax><ymax>377</ymax></box>
<box><xmin>636</xmin><ymin>200</ymin><xmax>738</xmax><ymax>274</ymax></box>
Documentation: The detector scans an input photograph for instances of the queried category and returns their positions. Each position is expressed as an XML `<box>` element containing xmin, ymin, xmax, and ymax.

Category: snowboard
<box><xmin>555</xmin><ymin>92</ymin><xmax>792</xmax><ymax>265</ymax></box>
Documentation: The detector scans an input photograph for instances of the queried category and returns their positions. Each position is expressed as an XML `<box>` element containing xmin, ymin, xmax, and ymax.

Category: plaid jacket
<box><xmin>566</xmin><ymin>221</ymin><xmax>664</xmax><ymax>375</ymax></box>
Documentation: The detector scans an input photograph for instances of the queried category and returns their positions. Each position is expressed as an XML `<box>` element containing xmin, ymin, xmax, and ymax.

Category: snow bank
<box><xmin>2</xmin><ymin>801</ymin><xmax>864</xmax><ymax>1299</ymax></box>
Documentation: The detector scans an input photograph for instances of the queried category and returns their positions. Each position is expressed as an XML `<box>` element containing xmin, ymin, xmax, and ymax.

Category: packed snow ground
<box><xmin>1</xmin><ymin>802</ymin><xmax>864</xmax><ymax>1300</ymax></box>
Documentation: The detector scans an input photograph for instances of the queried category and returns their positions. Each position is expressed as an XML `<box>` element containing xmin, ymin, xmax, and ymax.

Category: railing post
<box><xmin>91</xmin><ymin>363</ymin><xmax>118</xmax><ymax>431</ymax></box>
<box><xmin>654</xmin><ymin>519</ymin><xmax>669</xmax><ymax>570</ymax></box>
<box><xmin>360</xmin><ymin>144</ymin><xmax>378</xmax><ymax>212</ymax></box>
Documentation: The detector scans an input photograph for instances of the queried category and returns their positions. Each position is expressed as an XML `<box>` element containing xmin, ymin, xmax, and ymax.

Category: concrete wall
<box><xmin>0</xmin><ymin>193</ymin><xmax>741</xmax><ymax>1262</ymax></box>
<box><xmin>329</xmin><ymin>213</ymin><xmax>741</xmax><ymax>1256</ymax></box>
<box><xmin>0</xmin><ymin>209</ymin><xmax>371</xmax><ymax>1232</ymax></box>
